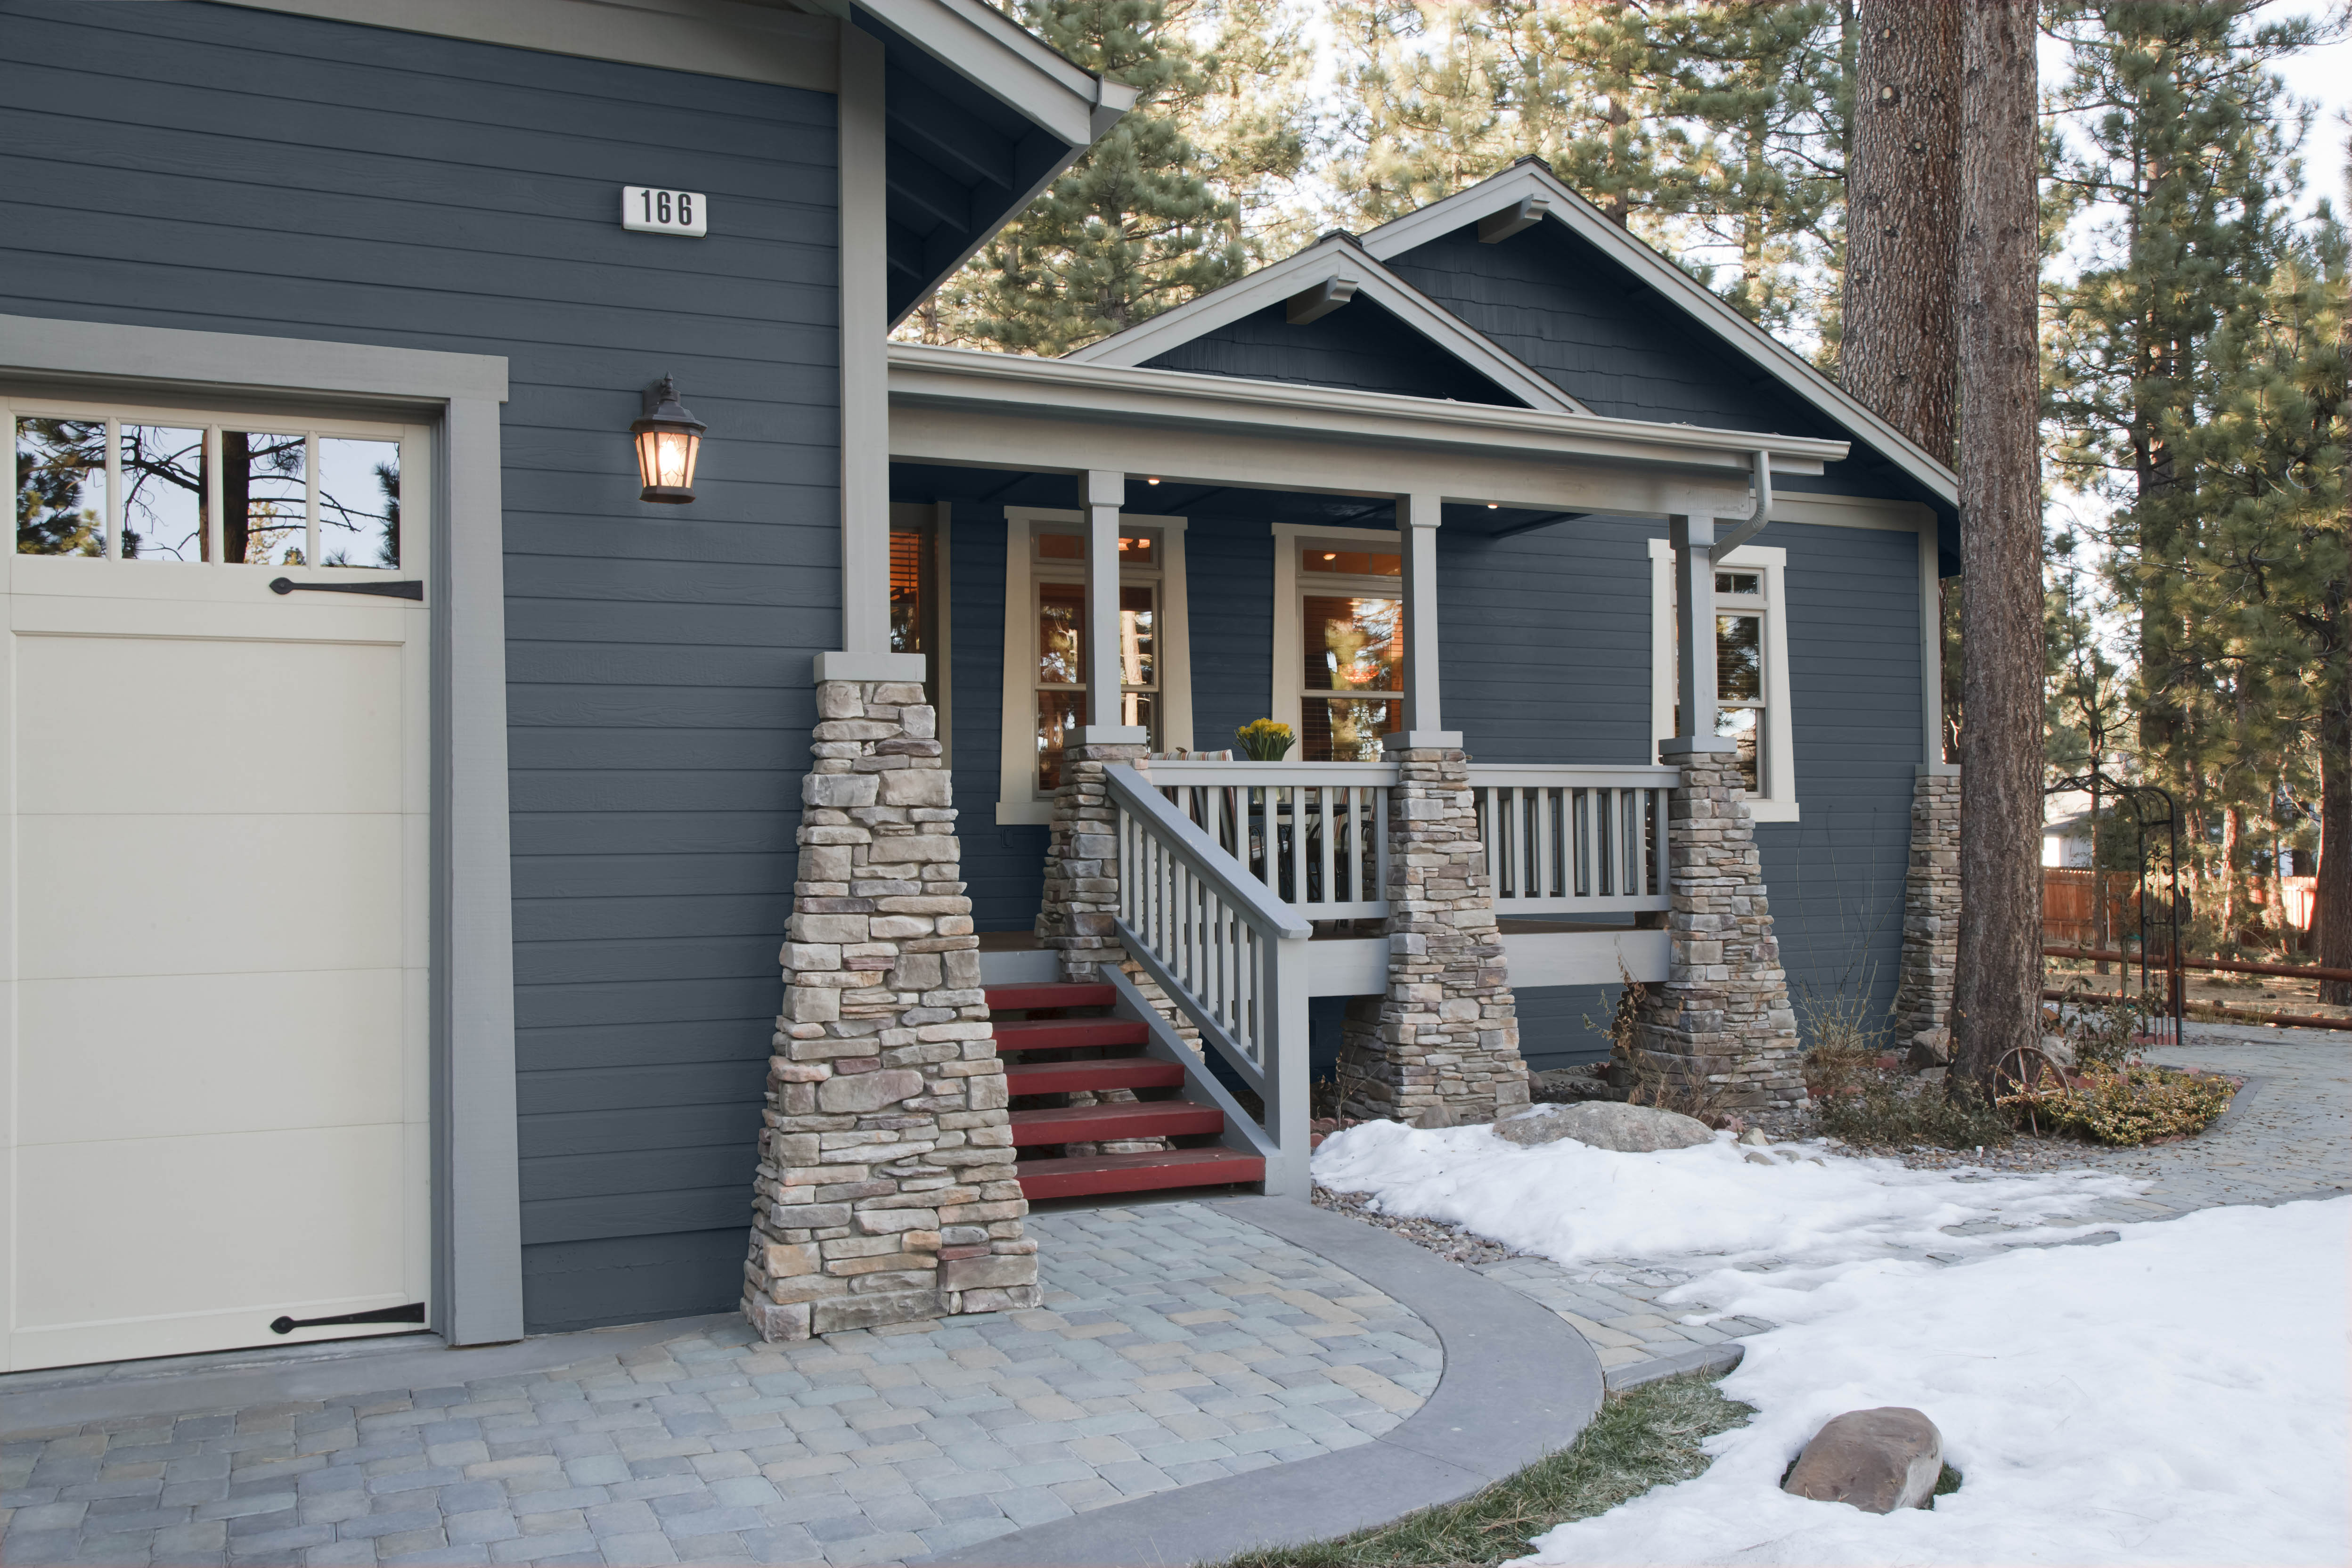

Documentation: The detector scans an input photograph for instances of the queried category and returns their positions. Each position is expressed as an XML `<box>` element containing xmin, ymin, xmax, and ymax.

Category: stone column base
<box><xmin>1630</xmin><ymin>749</ymin><xmax>1805</xmax><ymax>1111</ymax></box>
<box><xmin>1891</xmin><ymin>766</ymin><xmax>1960</xmax><ymax>1050</ymax></box>
<box><xmin>742</xmin><ymin>676</ymin><xmax>1037</xmax><ymax>1342</ymax></box>
<box><xmin>1337</xmin><ymin>746</ymin><xmax>1529</xmax><ymax>1127</ymax></box>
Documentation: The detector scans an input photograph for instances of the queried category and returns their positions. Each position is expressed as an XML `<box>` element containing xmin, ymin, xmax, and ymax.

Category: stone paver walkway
<box><xmin>1475</xmin><ymin>1025</ymin><xmax>2352</xmax><ymax>1383</ymax></box>
<box><xmin>0</xmin><ymin>1204</ymin><xmax>1439</xmax><ymax>1568</ymax></box>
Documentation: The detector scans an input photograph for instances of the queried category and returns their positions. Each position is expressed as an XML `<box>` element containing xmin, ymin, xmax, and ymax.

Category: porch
<box><xmin>864</xmin><ymin>347</ymin><xmax>1839</xmax><ymax>1209</ymax></box>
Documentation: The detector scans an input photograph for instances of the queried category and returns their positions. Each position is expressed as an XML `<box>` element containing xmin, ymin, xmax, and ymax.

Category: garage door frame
<box><xmin>2</xmin><ymin>313</ymin><xmax>524</xmax><ymax>1351</ymax></box>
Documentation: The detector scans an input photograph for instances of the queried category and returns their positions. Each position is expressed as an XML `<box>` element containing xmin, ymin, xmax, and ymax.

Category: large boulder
<box><xmin>1782</xmin><ymin>1407</ymin><xmax>1944</xmax><ymax>1513</ymax></box>
<box><xmin>1492</xmin><ymin>1101</ymin><xmax>1714</xmax><ymax>1152</ymax></box>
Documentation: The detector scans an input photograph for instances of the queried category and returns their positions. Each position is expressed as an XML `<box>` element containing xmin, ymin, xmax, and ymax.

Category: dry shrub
<box><xmin>1591</xmin><ymin>967</ymin><xmax>1739</xmax><ymax>1128</ymax></box>
<box><xmin>1805</xmin><ymin>1048</ymin><xmax>2014</xmax><ymax>1151</ymax></box>
<box><xmin>2000</xmin><ymin>1064</ymin><xmax>2237</xmax><ymax>1145</ymax></box>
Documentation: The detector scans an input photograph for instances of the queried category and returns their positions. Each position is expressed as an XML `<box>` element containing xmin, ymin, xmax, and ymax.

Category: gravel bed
<box><xmin>1311</xmin><ymin>1184</ymin><xmax>1521</xmax><ymax>1264</ymax></box>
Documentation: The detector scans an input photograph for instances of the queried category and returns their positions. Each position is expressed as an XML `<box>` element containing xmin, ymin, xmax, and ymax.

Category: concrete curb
<box><xmin>1603</xmin><ymin>1340</ymin><xmax>1743</xmax><ymax>1392</ymax></box>
<box><xmin>921</xmin><ymin>1196</ymin><xmax>1607</xmax><ymax>1568</ymax></box>
<box><xmin>0</xmin><ymin>1314</ymin><xmax>743</xmax><ymax>1438</ymax></box>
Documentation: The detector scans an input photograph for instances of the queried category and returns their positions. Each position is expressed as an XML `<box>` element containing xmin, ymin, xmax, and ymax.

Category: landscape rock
<box><xmin>1492</xmin><ymin>1101</ymin><xmax>1714</xmax><ymax>1152</ymax></box>
<box><xmin>1782</xmin><ymin>1407</ymin><xmax>1944</xmax><ymax>1513</ymax></box>
<box><xmin>2040</xmin><ymin>1034</ymin><xmax>2078</xmax><ymax>1069</ymax></box>
<box><xmin>1905</xmin><ymin>1027</ymin><xmax>1952</xmax><ymax>1070</ymax></box>
<box><xmin>1738</xmin><ymin>1127</ymin><xmax>1769</xmax><ymax>1147</ymax></box>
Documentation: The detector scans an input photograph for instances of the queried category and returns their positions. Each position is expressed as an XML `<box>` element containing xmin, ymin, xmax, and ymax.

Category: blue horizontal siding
<box><xmin>0</xmin><ymin>0</ymin><xmax>841</xmax><ymax>1332</ymax></box>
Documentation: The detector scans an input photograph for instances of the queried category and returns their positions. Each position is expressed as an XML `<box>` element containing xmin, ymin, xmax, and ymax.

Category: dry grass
<box><xmin>1212</xmin><ymin>1373</ymin><xmax>1753</xmax><ymax>1568</ymax></box>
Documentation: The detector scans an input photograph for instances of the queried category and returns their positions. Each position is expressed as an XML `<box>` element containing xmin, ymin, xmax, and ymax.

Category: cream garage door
<box><xmin>3</xmin><ymin>401</ymin><xmax>432</xmax><ymax>1372</ymax></box>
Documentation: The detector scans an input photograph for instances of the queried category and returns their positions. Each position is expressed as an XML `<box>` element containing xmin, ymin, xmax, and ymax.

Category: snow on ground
<box><xmin>1524</xmin><ymin>1196</ymin><xmax>2352</xmax><ymax>1567</ymax></box>
<box><xmin>1309</xmin><ymin>1125</ymin><xmax>2352</xmax><ymax>1566</ymax></box>
<box><xmin>1311</xmin><ymin>1121</ymin><xmax>2142</xmax><ymax>1273</ymax></box>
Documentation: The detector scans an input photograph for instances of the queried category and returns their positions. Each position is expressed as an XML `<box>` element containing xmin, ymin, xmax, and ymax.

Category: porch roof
<box><xmin>888</xmin><ymin>344</ymin><xmax>1848</xmax><ymax>520</ymax></box>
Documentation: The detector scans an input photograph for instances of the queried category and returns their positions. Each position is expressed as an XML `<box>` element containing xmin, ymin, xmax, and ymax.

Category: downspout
<box><xmin>1709</xmin><ymin>449</ymin><xmax>1774</xmax><ymax>561</ymax></box>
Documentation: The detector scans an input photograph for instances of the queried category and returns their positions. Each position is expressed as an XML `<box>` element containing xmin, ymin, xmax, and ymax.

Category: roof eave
<box><xmin>890</xmin><ymin>343</ymin><xmax>1849</xmax><ymax>476</ymax></box>
<box><xmin>1359</xmin><ymin>163</ymin><xmax>1960</xmax><ymax>511</ymax></box>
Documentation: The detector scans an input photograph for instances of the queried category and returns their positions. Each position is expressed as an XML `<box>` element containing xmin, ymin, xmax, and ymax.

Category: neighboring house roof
<box><xmin>1067</xmin><ymin>234</ymin><xmax>1592</xmax><ymax>416</ymax></box>
<box><xmin>1356</xmin><ymin>160</ymin><xmax>1958</xmax><ymax>516</ymax></box>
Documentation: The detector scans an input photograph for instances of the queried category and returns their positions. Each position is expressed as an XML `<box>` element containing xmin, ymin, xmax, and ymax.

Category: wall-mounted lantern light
<box><xmin>632</xmin><ymin>376</ymin><xmax>705</xmax><ymax>503</ymax></box>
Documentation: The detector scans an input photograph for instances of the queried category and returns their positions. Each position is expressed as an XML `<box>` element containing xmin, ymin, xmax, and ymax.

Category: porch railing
<box><xmin>1140</xmin><ymin>760</ymin><xmax>1392</xmax><ymax>921</ymax></box>
<box><xmin>1103</xmin><ymin>763</ymin><xmax>1313</xmax><ymax>1197</ymax></box>
<box><xmin>1470</xmin><ymin>767</ymin><xmax>1677</xmax><ymax>917</ymax></box>
<box><xmin>1139</xmin><ymin>758</ymin><xmax>1677</xmax><ymax>924</ymax></box>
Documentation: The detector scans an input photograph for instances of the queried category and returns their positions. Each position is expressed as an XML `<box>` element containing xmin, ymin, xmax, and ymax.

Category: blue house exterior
<box><xmin>1</xmin><ymin>0</ymin><xmax>1953</xmax><ymax>1370</ymax></box>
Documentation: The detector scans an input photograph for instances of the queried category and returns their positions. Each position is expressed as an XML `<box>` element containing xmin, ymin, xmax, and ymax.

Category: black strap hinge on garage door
<box><xmin>270</xmin><ymin>1302</ymin><xmax>427</xmax><ymax>1335</ymax></box>
<box><xmin>270</xmin><ymin>577</ymin><xmax>424</xmax><ymax>601</ymax></box>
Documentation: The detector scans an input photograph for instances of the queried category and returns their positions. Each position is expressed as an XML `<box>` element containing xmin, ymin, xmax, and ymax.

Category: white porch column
<box><xmin>1077</xmin><ymin>468</ymin><xmax>1146</xmax><ymax>745</ymax></box>
<box><xmin>1665</xmin><ymin>513</ymin><xmax>1727</xmax><ymax>758</ymax></box>
<box><xmin>1389</xmin><ymin>490</ymin><xmax>1460</xmax><ymax>750</ymax></box>
<box><xmin>835</xmin><ymin>24</ymin><xmax>892</xmax><ymax>657</ymax></box>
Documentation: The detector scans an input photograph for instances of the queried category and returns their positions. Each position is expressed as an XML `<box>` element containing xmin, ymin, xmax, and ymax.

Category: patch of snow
<box><xmin>1312</xmin><ymin>1120</ymin><xmax>2141</xmax><ymax>1272</ymax></box>
<box><xmin>1520</xmin><ymin>1195</ymin><xmax>2352</xmax><ymax>1566</ymax></box>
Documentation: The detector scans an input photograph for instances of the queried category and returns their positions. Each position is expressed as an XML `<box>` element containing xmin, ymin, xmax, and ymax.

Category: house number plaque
<box><xmin>621</xmin><ymin>187</ymin><xmax>707</xmax><ymax>237</ymax></box>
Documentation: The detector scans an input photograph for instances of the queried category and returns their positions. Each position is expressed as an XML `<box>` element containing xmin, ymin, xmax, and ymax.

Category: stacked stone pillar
<box><xmin>1337</xmin><ymin>746</ymin><xmax>1530</xmax><ymax>1127</ymax></box>
<box><xmin>1036</xmin><ymin>737</ymin><xmax>1149</xmax><ymax>982</ymax></box>
<box><xmin>1033</xmin><ymin>735</ymin><xmax>1192</xmax><ymax>1154</ymax></box>
<box><xmin>1628</xmin><ymin>748</ymin><xmax>1806</xmax><ymax>1110</ymax></box>
<box><xmin>743</xmin><ymin>676</ymin><xmax>1037</xmax><ymax>1342</ymax></box>
<box><xmin>1890</xmin><ymin>765</ymin><xmax>1960</xmax><ymax>1046</ymax></box>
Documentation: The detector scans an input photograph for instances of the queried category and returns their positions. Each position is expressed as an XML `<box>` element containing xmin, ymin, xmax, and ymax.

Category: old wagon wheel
<box><xmin>1995</xmin><ymin>1043</ymin><xmax>2068</xmax><ymax>1136</ymax></box>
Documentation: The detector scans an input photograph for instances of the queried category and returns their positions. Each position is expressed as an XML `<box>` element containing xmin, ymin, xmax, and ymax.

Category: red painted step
<box><xmin>1008</xmin><ymin>1099</ymin><xmax>1225</xmax><ymax>1145</ymax></box>
<box><xmin>1016</xmin><ymin>1146</ymin><xmax>1266</xmax><ymax>1200</ymax></box>
<box><xmin>983</xmin><ymin>982</ymin><xmax>1115</xmax><ymax>1013</ymax></box>
<box><xmin>989</xmin><ymin>1017</ymin><xmax>1149</xmax><ymax>1054</ymax></box>
<box><xmin>1006</xmin><ymin>1058</ymin><xmax>1187</xmax><ymax>1097</ymax></box>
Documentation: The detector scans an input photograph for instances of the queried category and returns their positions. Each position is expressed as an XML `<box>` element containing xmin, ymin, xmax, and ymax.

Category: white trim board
<box><xmin>1649</xmin><ymin>537</ymin><xmax>1797</xmax><ymax>823</ymax></box>
<box><xmin>995</xmin><ymin>508</ymin><xmax>1191</xmax><ymax>825</ymax></box>
<box><xmin>1356</xmin><ymin>161</ymin><xmax>1958</xmax><ymax>514</ymax></box>
<box><xmin>0</xmin><ymin>313</ymin><xmax>523</xmax><ymax>1350</ymax></box>
<box><xmin>1067</xmin><ymin>238</ymin><xmax>1590</xmax><ymax>416</ymax></box>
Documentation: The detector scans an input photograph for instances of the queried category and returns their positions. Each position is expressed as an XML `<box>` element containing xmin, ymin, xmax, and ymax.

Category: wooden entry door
<box><xmin>2</xmin><ymin>399</ymin><xmax>433</xmax><ymax>1371</ymax></box>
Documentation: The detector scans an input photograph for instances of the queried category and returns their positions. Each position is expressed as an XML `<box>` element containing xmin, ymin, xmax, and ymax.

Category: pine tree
<box><xmin>913</xmin><ymin>0</ymin><xmax>1315</xmax><ymax>354</ymax></box>
<box><xmin>1327</xmin><ymin>1</ymin><xmax>1854</xmax><ymax>347</ymax></box>
<box><xmin>2043</xmin><ymin>1</ymin><xmax>2320</xmax><ymax>951</ymax></box>
<box><xmin>1950</xmin><ymin>0</ymin><xmax>2043</xmax><ymax>1100</ymax></box>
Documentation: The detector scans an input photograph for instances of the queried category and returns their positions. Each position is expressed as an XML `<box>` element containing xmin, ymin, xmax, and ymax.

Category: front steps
<box><xmin>991</xmin><ymin>982</ymin><xmax>1266</xmax><ymax>1201</ymax></box>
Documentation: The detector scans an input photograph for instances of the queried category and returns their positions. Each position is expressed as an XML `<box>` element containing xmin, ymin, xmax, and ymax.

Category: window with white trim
<box><xmin>1268</xmin><ymin>523</ymin><xmax>1404</xmax><ymax>759</ymax></box>
<box><xmin>1649</xmin><ymin>538</ymin><xmax>1797</xmax><ymax>821</ymax></box>
<box><xmin>15</xmin><ymin>403</ymin><xmax>407</xmax><ymax>569</ymax></box>
<box><xmin>996</xmin><ymin>509</ymin><xmax>1190</xmax><ymax>824</ymax></box>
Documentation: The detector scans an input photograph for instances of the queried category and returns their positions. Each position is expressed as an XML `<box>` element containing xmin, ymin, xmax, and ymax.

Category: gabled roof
<box><xmin>1358</xmin><ymin>160</ymin><xmax>1958</xmax><ymax>512</ymax></box>
<box><xmin>1065</xmin><ymin>234</ymin><xmax>1591</xmax><ymax>415</ymax></box>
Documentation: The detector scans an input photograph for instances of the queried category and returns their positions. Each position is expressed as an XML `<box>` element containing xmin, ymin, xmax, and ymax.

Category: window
<box><xmin>1269</xmin><ymin>523</ymin><xmax>1405</xmax><ymax>758</ymax></box>
<box><xmin>1649</xmin><ymin>539</ymin><xmax>1797</xmax><ymax>820</ymax></box>
<box><xmin>1298</xmin><ymin>545</ymin><xmax>1402</xmax><ymax>761</ymax></box>
<box><xmin>15</xmin><ymin>403</ymin><xmax>404</xmax><ymax>569</ymax></box>
<box><xmin>997</xmin><ymin>510</ymin><xmax>1190</xmax><ymax>824</ymax></box>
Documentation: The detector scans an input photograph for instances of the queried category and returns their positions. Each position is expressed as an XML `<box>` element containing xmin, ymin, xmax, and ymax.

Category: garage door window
<box><xmin>16</xmin><ymin>406</ymin><xmax>403</xmax><ymax>569</ymax></box>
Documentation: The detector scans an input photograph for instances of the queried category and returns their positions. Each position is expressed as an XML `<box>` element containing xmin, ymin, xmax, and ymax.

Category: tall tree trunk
<box><xmin>1951</xmin><ymin>0</ymin><xmax>2043</xmax><ymax>1099</ymax></box>
<box><xmin>1840</xmin><ymin>0</ymin><xmax>1961</xmax><ymax>459</ymax></box>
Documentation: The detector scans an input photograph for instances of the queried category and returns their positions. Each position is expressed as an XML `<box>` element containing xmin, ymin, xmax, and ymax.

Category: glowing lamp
<box><xmin>632</xmin><ymin>376</ymin><xmax>705</xmax><ymax>503</ymax></box>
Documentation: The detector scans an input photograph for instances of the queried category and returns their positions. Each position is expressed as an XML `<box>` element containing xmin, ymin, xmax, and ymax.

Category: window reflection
<box><xmin>16</xmin><ymin>418</ymin><xmax>107</xmax><ymax>556</ymax></box>
<box><xmin>226</xmin><ymin>431</ymin><xmax>306</xmax><ymax>566</ymax></box>
<box><xmin>318</xmin><ymin>437</ymin><xmax>399</xmax><ymax>568</ymax></box>
<box><xmin>120</xmin><ymin>425</ymin><xmax>210</xmax><ymax>561</ymax></box>
<box><xmin>1302</xmin><ymin>593</ymin><xmax>1402</xmax><ymax>760</ymax></box>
